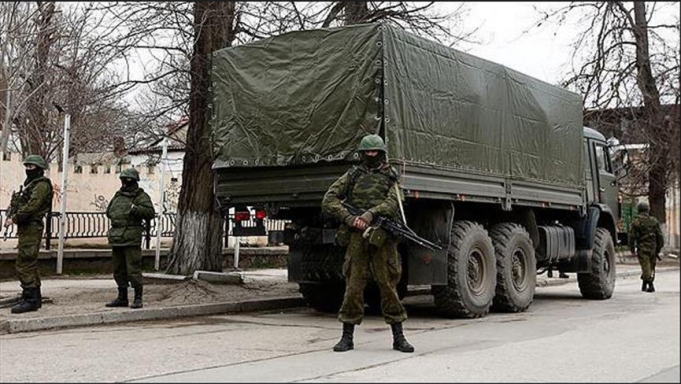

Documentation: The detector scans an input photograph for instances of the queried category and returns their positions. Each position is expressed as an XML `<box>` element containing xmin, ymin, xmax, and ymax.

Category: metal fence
<box><xmin>0</xmin><ymin>209</ymin><xmax>287</xmax><ymax>250</ymax></box>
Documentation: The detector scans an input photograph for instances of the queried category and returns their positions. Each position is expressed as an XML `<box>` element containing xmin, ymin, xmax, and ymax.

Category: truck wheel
<box><xmin>578</xmin><ymin>228</ymin><xmax>616</xmax><ymax>299</ymax></box>
<box><xmin>490</xmin><ymin>223</ymin><xmax>536</xmax><ymax>312</ymax></box>
<box><xmin>298</xmin><ymin>282</ymin><xmax>345</xmax><ymax>313</ymax></box>
<box><xmin>433</xmin><ymin>221</ymin><xmax>496</xmax><ymax>318</ymax></box>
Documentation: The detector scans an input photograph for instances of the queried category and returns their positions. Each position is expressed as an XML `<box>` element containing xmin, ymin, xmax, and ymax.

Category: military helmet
<box><xmin>23</xmin><ymin>154</ymin><xmax>48</xmax><ymax>169</ymax></box>
<box><xmin>637</xmin><ymin>202</ymin><xmax>650</xmax><ymax>213</ymax></box>
<box><xmin>119</xmin><ymin>168</ymin><xmax>140</xmax><ymax>181</ymax></box>
<box><xmin>357</xmin><ymin>134</ymin><xmax>387</xmax><ymax>153</ymax></box>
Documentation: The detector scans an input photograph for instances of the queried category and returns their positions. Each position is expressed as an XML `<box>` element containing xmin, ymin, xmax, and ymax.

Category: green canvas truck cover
<box><xmin>211</xmin><ymin>22</ymin><xmax>585</xmax><ymax>188</ymax></box>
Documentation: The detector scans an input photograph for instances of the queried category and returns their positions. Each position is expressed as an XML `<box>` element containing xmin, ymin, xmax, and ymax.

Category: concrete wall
<box><xmin>0</xmin><ymin>151</ymin><xmax>181</xmax><ymax>214</ymax></box>
<box><xmin>0</xmin><ymin>150</ymin><xmax>267</xmax><ymax>249</ymax></box>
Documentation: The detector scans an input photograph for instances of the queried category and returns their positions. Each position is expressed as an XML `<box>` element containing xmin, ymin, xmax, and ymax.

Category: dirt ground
<box><xmin>0</xmin><ymin>273</ymin><xmax>300</xmax><ymax>320</ymax></box>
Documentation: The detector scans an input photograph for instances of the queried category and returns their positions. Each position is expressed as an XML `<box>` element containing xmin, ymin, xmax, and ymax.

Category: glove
<box><xmin>360</xmin><ymin>211</ymin><xmax>374</xmax><ymax>224</ymax></box>
<box><xmin>344</xmin><ymin>215</ymin><xmax>358</xmax><ymax>227</ymax></box>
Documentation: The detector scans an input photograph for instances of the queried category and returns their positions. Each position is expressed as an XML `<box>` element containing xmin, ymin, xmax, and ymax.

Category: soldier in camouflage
<box><xmin>322</xmin><ymin>134</ymin><xmax>414</xmax><ymax>353</ymax></box>
<box><xmin>2</xmin><ymin>155</ymin><xmax>53</xmax><ymax>314</ymax></box>
<box><xmin>629</xmin><ymin>202</ymin><xmax>664</xmax><ymax>293</ymax></box>
<box><xmin>105</xmin><ymin>168</ymin><xmax>155</xmax><ymax>309</ymax></box>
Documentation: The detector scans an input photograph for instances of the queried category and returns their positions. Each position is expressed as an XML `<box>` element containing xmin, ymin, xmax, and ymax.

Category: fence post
<box><xmin>224</xmin><ymin>216</ymin><xmax>230</xmax><ymax>248</ymax></box>
<box><xmin>145</xmin><ymin>220</ymin><xmax>151</xmax><ymax>250</ymax></box>
<box><xmin>45</xmin><ymin>213</ymin><xmax>52</xmax><ymax>250</ymax></box>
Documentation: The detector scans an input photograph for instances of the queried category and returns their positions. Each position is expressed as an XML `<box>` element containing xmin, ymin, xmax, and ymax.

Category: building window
<box><xmin>115</xmin><ymin>164</ymin><xmax>122</xmax><ymax>174</ymax></box>
<box><xmin>2</xmin><ymin>152</ymin><xmax>10</xmax><ymax>161</ymax></box>
<box><xmin>104</xmin><ymin>165</ymin><xmax>111</xmax><ymax>174</ymax></box>
<box><xmin>74</xmin><ymin>165</ymin><xmax>83</xmax><ymax>174</ymax></box>
<box><xmin>147</xmin><ymin>165</ymin><xmax>155</xmax><ymax>174</ymax></box>
<box><xmin>90</xmin><ymin>165</ymin><xmax>99</xmax><ymax>174</ymax></box>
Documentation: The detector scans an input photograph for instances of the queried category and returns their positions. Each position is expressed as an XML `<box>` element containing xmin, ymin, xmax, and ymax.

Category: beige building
<box><xmin>1</xmin><ymin>150</ymin><xmax>178</xmax><ymax>214</ymax></box>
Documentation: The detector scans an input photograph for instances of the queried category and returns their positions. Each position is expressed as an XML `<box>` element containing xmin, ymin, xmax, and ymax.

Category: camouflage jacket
<box><xmin>322</xmin><ymin>163</ymin><xmax>402</xmax><ymax>225</ymax></box>
<box><xmin>106</xmin><ymin>186</ymin><xmax>155</xmax><ymax>246</ymax></box>
<box><xmin>629</xmin><ymin>212</ymin><xmax>664</xmax><ymax>255</ymax></box>
<box><xmin>12</xmin><ymin>176</ymin><xmax>53</xmax><ymax>226</ymax></box>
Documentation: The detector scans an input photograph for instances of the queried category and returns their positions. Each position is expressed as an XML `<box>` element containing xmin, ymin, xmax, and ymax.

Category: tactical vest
<box><xmin>20</xmin><ymin>176</ymin><xmax>53</xmax><ymax>222</ymax></box>
<box><xmin>107</xmin><ymin>188</ymin><xmax>149</xmax><ymax>246</ymax></box>
<box><xmin>346</xmin><ymin>164</ymin><xmax>398</xmax><ymax>211</ymax></box>
<box><xmin>108</xmin><ymin>189</ymin><xmax>146</xmax><ymax>228</ymax></box>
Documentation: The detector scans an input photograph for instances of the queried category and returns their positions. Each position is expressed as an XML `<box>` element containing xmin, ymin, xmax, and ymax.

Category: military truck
<box><xmin>209</xmin><ymin>23</ymin><xmax>626</xmax><ymax>318</ymax></box>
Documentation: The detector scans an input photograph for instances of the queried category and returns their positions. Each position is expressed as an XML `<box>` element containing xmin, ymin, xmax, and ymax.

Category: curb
<box><xmin>0</xmin><ymin>296</ymin><xmax>304</xmax><ymax>335</ymax></box>
<box><xmin>535</xmin><ymin>266</ymin><xmax>679</xmax><ymax>287</ymax></box>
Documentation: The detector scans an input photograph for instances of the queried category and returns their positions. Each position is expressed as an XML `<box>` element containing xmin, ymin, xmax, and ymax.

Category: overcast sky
<box><xmin>122</xmin><ymin>2</ymin><xmax>679</xmax><ymax>108</ymax></box>
<box><xmin>448</xmin><ymin>2</ymin><xmax>571</xmax><ymax>85</ymax></box>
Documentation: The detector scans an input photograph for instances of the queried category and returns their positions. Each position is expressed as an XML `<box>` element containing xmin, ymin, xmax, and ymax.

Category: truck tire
<box><xmin>298</xmin><ymin>282</ymin><xmax>345</xmax><ymax>313</ymax></box>
<box><xmin>490</xmin><ymin>223</ymin><xmax>536</xmax><ymax>312</ymax></box>
<box><xmin>433</xmin><ymin>221</ymin><xmax>496</xmax><ymax>318</ymax></box>
<box><xmin>578</xmin><ymin>228</ymin><xmax>616</xmax><ymax>299</ymax></box>
<box><xmin>299</xmin><ymin>244</ymin><xmax>345</xmax><ymax>282</ymax></box>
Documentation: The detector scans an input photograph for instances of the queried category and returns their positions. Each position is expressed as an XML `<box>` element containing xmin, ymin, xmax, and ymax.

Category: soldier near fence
<box><xmin>2</xmin><ymin>155</ymin><xmax>53</xmax><ymax>314</ymax></box>
<box><xmin>629</xmin><ymin>202</ymin><xmax>664</xmax><ymax>293</ymax></box>
<box><xmin>322</xmin><ymin>134</ymin><xmax>414</xmax><ymax>353</ymax></box>
<box><xmin>105</xmin><ymin>168</ymin><xmax>155</xmax><ymax>309</ymax></box>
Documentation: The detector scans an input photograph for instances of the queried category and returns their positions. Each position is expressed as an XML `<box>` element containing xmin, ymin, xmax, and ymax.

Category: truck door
<box><xmin>593</xmin><ymin>141</ymin><xmax>619</xmax><ymax>221</ymax></box>
<box><xmin>584</xmin><ymin>140</ymin><xmax>595</xmax><ymax>203</ymax></box>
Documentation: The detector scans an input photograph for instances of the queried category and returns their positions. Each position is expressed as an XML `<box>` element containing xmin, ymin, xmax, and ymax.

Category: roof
<box><xmin>127</xmin><ymin>117</ymin><xmax>188</xmax><ymax>155</ymax></box>
<box><xmin>583</xmin><ymin>127</ymin><xmax>606</xmax><ymax>141</ymax></box>
<box><xmin>127</xmin><ymin>144</ymin><xmax>186</xmax><ymax>155</ymax></box>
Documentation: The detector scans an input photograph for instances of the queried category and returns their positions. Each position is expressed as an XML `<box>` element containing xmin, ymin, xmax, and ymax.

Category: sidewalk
<box><xmin>0</xmin><ymin>259</ymin><xmax>678</xmax><ymax>335</ymax></box>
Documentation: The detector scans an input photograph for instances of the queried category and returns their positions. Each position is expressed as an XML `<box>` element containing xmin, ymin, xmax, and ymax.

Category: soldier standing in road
<box><xmin>322</xmin><ymin>134</ymin><xmax>414</xmax><ymax>353</ymax></box>
<box><xmin>105</xmin><ymin>168</ymin><xmax>155</xmax><ymax>309</ymax></box>
<box><xmin>2</xmin><ymin>155</ymin><xmax>53</xmax><ymax>314</ymax></box>
<box><xmin>629</xmin><ymin>202</ymin><xmax>664</xmax><ymax>293</ymax></box>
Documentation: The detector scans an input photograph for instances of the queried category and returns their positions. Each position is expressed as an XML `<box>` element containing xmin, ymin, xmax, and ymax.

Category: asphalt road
<box><xmin>0</xmin><ymin>271</ymin><xmax>678</xmax><ymax>383</ymax></box>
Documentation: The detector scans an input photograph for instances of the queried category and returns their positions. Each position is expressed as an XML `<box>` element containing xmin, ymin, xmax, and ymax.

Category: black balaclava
<box><xmin>24</xmin><ymin>168</ymin><xmax>44</xmax><ymax>185</ymax></box>
<box><xmin>362</xmin><ymin>151</ymin><xmax>386</xmax><ymax>169</ymax></box>
<box><xmin>121</xmin><ymin>177</ymin><xmax>138</xmax><ymax>191</ymax></box>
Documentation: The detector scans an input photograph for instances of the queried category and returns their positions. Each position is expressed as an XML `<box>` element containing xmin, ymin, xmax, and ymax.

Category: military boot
<box><xmin>641</xmin><ymin>281</ymin><xmax>649</xmax><ymax>292</ymax></box>
<box><xmin>333</xmin><ymin>323</ymin><xmax>355</xmax><ymax>352</ymax></box>
<box><xmin>130</xmin><ymin>286</ymin><xmax>143</xmax><ymax>309</ymax></box>
<box><xmin>391</xmin><ymin>322</ymin><xmax>414</xmax><ymax>353</ymax></box>
<box><xmin>11</xmin><ymin>288</ymin><xmax>40</xmax><ymax>314</ymax></box>
<box><xmin>647</xmin><ymin>281</ymin><xmax>656</xmax><ymax>293</ymax></box>
<box><xmin>106</xmin><ymin>287</ymin><xmax>129</xmax><ymax>307</ymax></box>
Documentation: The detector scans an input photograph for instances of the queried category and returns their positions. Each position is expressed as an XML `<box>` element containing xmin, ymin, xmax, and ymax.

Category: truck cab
<box><xmin>584</xmin><ymin>127</ymin><xmax>620</xmax><ymax>222</ymax></box>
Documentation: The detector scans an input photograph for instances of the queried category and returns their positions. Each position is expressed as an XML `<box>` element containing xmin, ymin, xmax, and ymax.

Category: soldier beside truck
<box><xmin>209</xmin><ymin>22</ymin><xmax>637</xmax><ymax>324</ymax></box>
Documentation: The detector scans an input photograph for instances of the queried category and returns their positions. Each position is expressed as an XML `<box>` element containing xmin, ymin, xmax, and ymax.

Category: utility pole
<box><xmin>155</xmin><ymin>137</ymin><xmax>168</xmax><ymax>270</ymax></box>
<box><xmin>56</xmin><ymin>112</ymin><xmax>70</xmax><ymax>274</ymax></box>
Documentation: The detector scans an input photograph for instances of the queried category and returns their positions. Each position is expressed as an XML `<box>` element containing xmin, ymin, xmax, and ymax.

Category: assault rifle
<box><xmin>342</xmin><ymin>201</ymin><xmax>443</xmax><ymax>251</ymax></box>
<box><xmin>3</xmin><ymin>186</ymin><xmax>23</xmax><ymax>241</ymax></box>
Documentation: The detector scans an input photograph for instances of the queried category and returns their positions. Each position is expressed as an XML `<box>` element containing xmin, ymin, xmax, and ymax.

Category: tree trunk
<box><xmin>22</xmin><ymin>1</ymin><xmax>55</xmax><ymax>158</ymax></box>
<box><xmin>344</xmin><ymin>2</ymin><xmax>369</xmax><ymax>25</ymax></box>
<box><xmin>165</xmin><ymin>2</ymin><xmax>236</xmax><ymax>275</ymax></box>
<box><xmin>632</xmin><ymin>1</ymin><xmax>667</xmax><ymax>224</ymax></box>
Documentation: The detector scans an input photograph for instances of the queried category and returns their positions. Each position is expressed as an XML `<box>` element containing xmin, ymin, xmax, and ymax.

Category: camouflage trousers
<box><xmin>112</xmin><ymin>246</ymin><xmax>143</xmax><ymax>289</ymax></box>
<box><xmin>637</xmin><ymin>251</ymin><xmax>657</xmax><ymax>282</ymax></box>
<box><xmin>16</xmin><ymin>224</ymin><xmax>43</xmax><ymax>289</ymax></box>
<box><xmin>338</xmin><ymin>232</ymin><xmax>407</xmax><ymax>325</ymax></box>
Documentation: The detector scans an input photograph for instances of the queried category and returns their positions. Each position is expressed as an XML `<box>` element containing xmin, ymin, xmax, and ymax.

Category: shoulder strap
<box><xmin>344</xmin><ymin>165</ymin><xmax>365</xmax><ymax>200</ymax></box>
<box><xmin>386</xmin><ymin>165</ymin><xmax>399</xmax><ymax>183</ymax></box>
